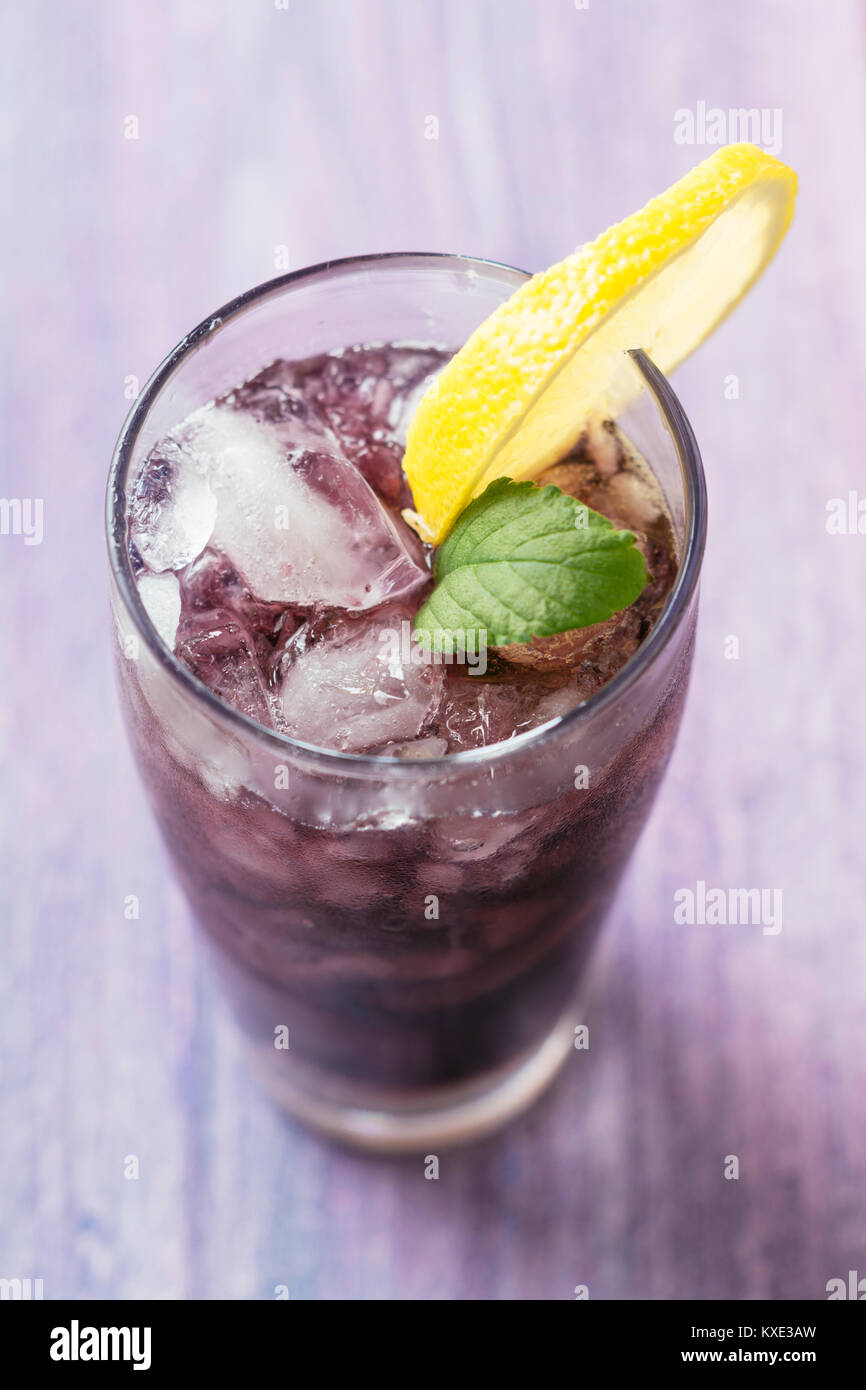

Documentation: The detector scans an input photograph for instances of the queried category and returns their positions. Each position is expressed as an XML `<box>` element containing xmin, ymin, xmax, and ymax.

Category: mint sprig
<box><xmin>414</xmin><ymin>478</ymin><xmax>649</xmax><ymax>648</ymax></box>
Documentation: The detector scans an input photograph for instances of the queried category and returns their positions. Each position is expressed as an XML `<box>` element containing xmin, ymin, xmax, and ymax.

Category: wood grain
<box><xmin>1</xmin><ymin>0</ymin><xmax>864</xmax><ymax>1300</ymax></box>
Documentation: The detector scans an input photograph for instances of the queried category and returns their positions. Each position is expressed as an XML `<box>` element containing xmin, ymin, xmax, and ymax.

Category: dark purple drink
<box><xmin>129</xmin><ymin>345</ymin><xmax>677</xmax><ymax>751</ymax></box>
<box><xmin>109</xmin><ymin>256</ymin><xmax>704</xmax><ymax>1149</ymax></box>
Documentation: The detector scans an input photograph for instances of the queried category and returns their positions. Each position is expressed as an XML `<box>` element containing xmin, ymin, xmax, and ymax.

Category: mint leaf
<box><xmin>414</xmin><ymin>478</ymin><xmax>649</xmax><ymax>648</ymax></box>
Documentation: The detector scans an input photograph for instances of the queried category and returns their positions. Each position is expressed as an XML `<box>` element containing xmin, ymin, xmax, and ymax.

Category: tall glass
<box><xmin>106</xmin><ymin>255</ymin><xmax>707</xmax><ymax>1151</ymax></box>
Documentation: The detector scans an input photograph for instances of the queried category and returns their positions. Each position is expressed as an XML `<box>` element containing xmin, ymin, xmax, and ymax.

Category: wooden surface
<box><xmin>1</xmin><ymin>0</ymin><xmax>865</xmax><ymax>1300</ymax></box>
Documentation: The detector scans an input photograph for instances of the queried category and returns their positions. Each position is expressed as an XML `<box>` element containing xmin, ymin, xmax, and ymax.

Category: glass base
<box><xmin>248</xmin><ymin>1012</ymin><xmax>576</xmax><ymax>1154</ymax></box>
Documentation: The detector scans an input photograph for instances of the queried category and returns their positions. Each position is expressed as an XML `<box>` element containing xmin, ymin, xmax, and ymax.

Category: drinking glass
<box><xmin>106</xmin><ymin>254</ymin><xmax>707</xmax><ymax>1151</ymax></box>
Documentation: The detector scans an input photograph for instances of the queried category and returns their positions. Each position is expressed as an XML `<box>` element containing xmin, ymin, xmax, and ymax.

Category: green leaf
<box><xmin>414</xmin><ymin>477</ymin><xmax>649</xmax><ymax>649</ymax></box>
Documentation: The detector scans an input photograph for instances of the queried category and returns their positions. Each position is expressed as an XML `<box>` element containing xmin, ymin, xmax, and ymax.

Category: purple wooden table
<box><xmin>2</xmin><ymin>0</ymin><xmax>865</xmax><ymax>1300</ymax></box>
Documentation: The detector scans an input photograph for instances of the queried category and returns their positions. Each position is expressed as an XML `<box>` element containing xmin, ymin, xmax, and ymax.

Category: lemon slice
<box><xmin>404</xmin><ymin>143</ymin><xmax>797</xmax><ymax>543</ymax></box>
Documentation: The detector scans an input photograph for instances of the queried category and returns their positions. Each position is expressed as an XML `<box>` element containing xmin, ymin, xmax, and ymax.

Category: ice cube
<box><xmin>345</xmin><ymin>436</ymin><xmax>409</xmax><ymax>509</ymax></box>
<box><xmin>436</xmin><ymin>673</ymin><xmax>591</xmax><ymax>751</ymax></box>
<box><xmin>130</xmin><ymin>437</ymin><xmax>217</xmax><ymax>572</ymax></box>
<box><xmin>289</xmin><ymin>347</ymin><xmax>396</xmax><ymax>421</ymax></box>
<box><xmin>390</xmin><ymin>367</ymin><xmax>443</xmax><ymax>446</ymax></box>
<box><xmin>177</xmin><ymin>621</ymin><xmax>276</xmax><ymax>728</ymax></box>
<box><xmin>436</xmin><ymin>677</ymin><xmax>533</xmax><ymax>750</ymax></box>
<box><xmin>224</xmin><ymin>350</ymin><xmax>447</xmax><ymax>509</ymax></box>
<box><xmin>175</xmin><ymin>402</ymin><xmax>427</xmax><ymax>609</ymax></box>
<box><xmin>221</xmin><ymin>359</ymin><xmax>309</xmax><ymax>425</ymax></box>
<box><xmin>180</xmin><ymin>547</ymin><xmax>287</xmax><ymax>658</ymax></box>
<box><xmin>137</xmin><ymin>571</ymin><xmax>182</xmax><ymax>650</ymax></box>
<box><xmin>277</xmin><ymin>610</ymin><xmax>444</xmax><ymax>753</ymax></box>
<box><xmin>304</xmin><ymin>346</ymin><xmax>444</xmax><ymax>439</ymax></box>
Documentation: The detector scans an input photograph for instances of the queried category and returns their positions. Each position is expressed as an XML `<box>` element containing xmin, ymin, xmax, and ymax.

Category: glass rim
<box><xmin>106</xmin><ymin>251</ymin><xmax>708</xmax><ymax>772</ymax></box>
